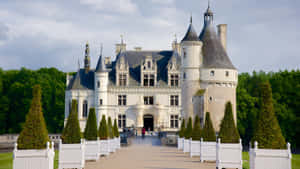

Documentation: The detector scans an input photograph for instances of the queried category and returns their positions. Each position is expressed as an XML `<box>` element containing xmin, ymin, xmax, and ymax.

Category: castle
<box><xmin>64</xmin><ymin>6</ymin><xmax>237</xmax><ymax>132</ymax></box>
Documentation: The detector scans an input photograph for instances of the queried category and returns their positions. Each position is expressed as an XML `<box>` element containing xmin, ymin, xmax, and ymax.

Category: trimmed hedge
<box><xmin>84</xmin><ymin>108</ymin><xmax>98</xmax><ymax>140</ymax></box>
<box><xmin>178</xmin><ymin>119</ymin><xmax>185</xmax><ymax>138</ymax></box>
<box><xmin>202</xmin><ymin>112</ymin><xmax>216</xmax><ymax>141</ymax></box>
<box><xmin>98</xmin><ymin>115</ymin><xmax>108</xmax><ymax>140</ymax></box>
<box><xmin>113</xmin><ymin>119</ymin><xmax>119</xmax><ymax>137</ymax></box>
<box><xmin>17</xmin><ymin>85</ymin><xmax>50</xmax><ymax>149</ymax></box>
<box><xmin>218</xmin><ymin>102</ymin><xmax>240</xmax><ymax>143</ymax></box>
<box><xmin>251</xmin><ymin>82</ymin><xmax>286</xmax><ymax>149</ymax></box>
<box><xmin>61</xmin><ymin>99</ymin><xmax>81</xmax><ymax>144</ymax></box>
<box><xmin>107</xmin><ymin>117</ymin><xmax>114</xmax><ymax>138</ymax></box>
<box><xmin>191</xmin><ymin>115</ymin><xmax>202</xmax><ymax>140</ymax></box>
<box><xmin>184</xmin><ymin>117</ymin><xmax>193</xmax><ymax>139</ymax></box>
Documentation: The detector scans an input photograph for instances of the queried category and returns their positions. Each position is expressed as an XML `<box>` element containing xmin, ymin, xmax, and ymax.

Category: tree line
<box><xmin>0</xmin><ymin>68</ymin><xmax>299</xmax><ymax>148</ymax></box>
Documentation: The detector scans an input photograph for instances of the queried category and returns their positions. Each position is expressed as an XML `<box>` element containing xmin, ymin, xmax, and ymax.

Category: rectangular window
<box><xmin>170</xmin><ymin>115</ymin><xmax>179</xmax><ymax>128</ymax></box>
<box><xmin>144</xmin><ymin>96</ymin><xmax>154</xmax><ymax>105</ymax></box>
<box><xmin>118</xmin><ymin>114</ymin><xmax>126</xmax><ymax>128</ymax></box>
<box><xmin>83</xmin><ymin>100</ymin><xmax>88</xmax><ymax>118</ymax></box>
<box><xmin>119</xmin><ymin>74</ymin><xmax>127</xmax><ymax>86</ymax></box>
<box><xmin>99</xmin><ymin>99</ymin><xmax>103</xmax><ymax>105</ymax></box>
<box><xmin>143</xmin><ymin>74</ymin><xmax>155</xmax><ymax>86</ymax></box>
<box><xmin>118</xmin><ymin>95</ymin><xmax>127</xmax><ymax>106</ymax></box>
<box><xmin>170</xmin><ymin>95</ymin><xmax>179</xmax><ymax>106</ymax></box>
<box><xmin>170</xmin><ymin>74</ymin><xmax>179</xmax><ymax>86</ymax></box>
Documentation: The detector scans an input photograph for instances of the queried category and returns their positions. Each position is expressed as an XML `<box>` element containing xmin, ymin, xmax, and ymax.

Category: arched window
<box><xmin>97</xmin><ymin>81</ymin><xmax>100</xmax><ymax>88</ymax></box>
<box><xmin>209</xmin><ymin>96</ymin><xmax>213</xmax><ymax>102</ymax></box>
<box><xmin>225</xmin><ymin>71</ymin><xmax>229</xmax><ymax>77</ymax></box>
<box><xmin>210</xmin><ymin>70</ymin><xmax>215</xmax><ymax>76</ymax></box>
<box><xmin>83</xmin><ymin>100</ymin><xmax>88</xmax><ymax>118</ymax></box>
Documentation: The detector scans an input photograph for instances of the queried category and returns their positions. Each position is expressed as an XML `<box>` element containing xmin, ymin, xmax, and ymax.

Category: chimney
<box><xmin>217</xmin><ymin>24</ymin><xmax>227</xmax><ymax>51</ymax></box>
<box><xmin>134</xmin><ymin>47</ymin><xmax>142</xmax><ymax>51</ymax></box>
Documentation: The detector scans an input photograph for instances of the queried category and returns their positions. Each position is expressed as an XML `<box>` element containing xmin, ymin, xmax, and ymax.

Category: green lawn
<box><xmin>243</xmin><ymin>151</ymin><xmax>300</xmax><ymax>169</ymax></box>
<box><xmin>0</xmin><ymin>151</ymin><xmax>58</xmax><ymax>169</ymax></box>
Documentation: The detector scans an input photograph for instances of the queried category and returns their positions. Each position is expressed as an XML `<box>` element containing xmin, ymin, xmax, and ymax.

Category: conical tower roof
<box><xmin>69</xmin><ymin>70</ymin><xmax>86</xmax><ymax>90</ymax></box>
<box><xmin>181</xmin><ymin>16</ymin><xmax>200</xmax><ymax>42</ymax></box>
<box><xmin>95</xmin><ymin>54</ymin><xmax>107</xmax><ymax>73</ymax></box>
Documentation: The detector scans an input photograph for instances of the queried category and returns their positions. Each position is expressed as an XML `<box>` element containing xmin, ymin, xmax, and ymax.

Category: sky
<box><xmin>0</xmin><ymin>0</ymin><xmax>299</xmax><ymax>73</ymax></box>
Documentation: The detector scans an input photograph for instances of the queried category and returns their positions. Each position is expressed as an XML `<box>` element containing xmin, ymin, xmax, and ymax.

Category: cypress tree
<box><xmin>184</xmin><ymin>117</ymin><xmax>193</xmax><ymax>139</ymax></box>
<box><xmin>218</xmin><ymin>102</ymin><xmax>240</xmax><ymax>143</ymax></box>
<box><xmin>191</xmin><ymin>115</ymin><xmax>202</xmax><ymax>140</ymax></box>
<box><xmin>107</xmin><ymin>117</ymin><xmax>114</xmax><ymax>138</ymax></box>
<box><xmin>98</xmin><ymin>115</ymin><xmax>108</xmax><ymax>140</ymax></box>
<box><xmin>84</xmin><ymin>108</ymin><xmax>98</xmax><ymax>140</ymax></box>
<box><xmin>61</xmin><ymin>100</ymin><xmax>81</xmax><ymax>144</ymax></box>
<box><xmin>178</xmin><ymin>119</ymin><xmax>185</xmax><ymax>138</ymax></box>
<box><xmin>202</xmin><ymin>112</ymin><xmax>216</xmax><ymax>141</ymax></box>
<box><xmin>113</xmin><ymin>119</ymin><xmax>119</xmax><ymax>137</ymax></box>
<box><xmin>251</xmin><ymin>82</ymin><xmax>286</xmax><ymax>149</ymax></box>
<box><xmin>17</xmin><ymin>85</ymin><xmax>50</xmax><ymax>149</ymax></box>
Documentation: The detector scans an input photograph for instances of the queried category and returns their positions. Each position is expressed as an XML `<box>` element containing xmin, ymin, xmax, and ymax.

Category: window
<box><xmin>97</xmin><ymin>81</ymin><xmax>100</xmax><ymax>88</ymax></box>
<box><xmin>83</xmin><ymin>100</ymin><xmax>88</xmax><ymax>118</ymax></box>
<box><xmin>210</xmin><ymin>70</ymin><xmax>215</xmax><ymax>76</ymax></box>
<box><xmin>209</xmin><ymin>96</ymin><xmax>213</xmax><ymax>102</ymax></box>
<box><xmin>119</xmin><ymin>74</ymin><xmax>127</xmax><ymax>86</ymax></box>
<box><xmin>225</xmin><ymin>71</ymin><xmax>229</xmax><ymax>77</ymax></box>
<box><xmin>183</xmin><ymin>49</ymin><xmax>186</xmax><ymax>58</ymax></box>
<box><xmin>144</xmin><ymin>96</ymin><xmax>154</xmax><ymax>105</ymax></box>
<box><xmin>99</xmin><ymin>99</ymin><xmax>103</xmax><ymax>105</ymax></box>
<box><xmin>118</xmin><ymin>114</ymin><xmax>126</xmax><ymax>128</ymax></box>
<box><xmin>118</xmin><ymin>95</ymin><xmax>127</xmax><ymax>106</ymax></box>
<box><xmin>143</xmin><ymin>74</ymin><xmax>155</xmax><ymax>86</ymax></box>
<box><xmin>147</xmin><ymin>61</ymin><xmax>151</xmax><ymax>68</ymax></box>
<box><xmin>183</xmin><ymin>72</ymin><xmax>186</xmax><ymax>79</ymax></box>
<box><xmin>170</xmin><ymin>74</ymin><xmax>179</xmax><ymax>86</ymax></box>
<box><xmin>170</xmin><ymin>115</ymin><xmax>179</xmax><ymax>128</ymax></box>
<box><xmin>170</xmin><ymin>95</ymin><xmax>179</xmax><ymax>106</ymax></box>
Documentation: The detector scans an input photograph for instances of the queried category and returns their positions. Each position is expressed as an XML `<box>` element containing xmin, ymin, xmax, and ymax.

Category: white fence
<box><xmin>85</xmin><ymin>139</ymin><xmax>100</xmax><ymax>161</ymax></box>
<box><xmin>177</xmin><ymin>137</ymin><xmax>183</xmax><ymax>150</ymax></box>
<box><xmin>99</xmin><ymin>140</ymin><xmax>109</xmax><ymax>156</ymax></box>
<box><xmin>58</xmin><ymin>139</ymin><xmax>85</xmax><ymax>169</ymax></box>
<box><xmin>190</xmin><ymin>139</ymin><xmax>200</xmax><ymax>157</ymax></box>
<box><xmin>249</xmin><ymin>141</ymin><xmax>292</xmax><ymax>169</ymax></box>
<box><xmin>13</xmin><ymin>142</ymin><xmax>54</xmax><ymax>169</ymax></box>
<box><xmin>183</xmin><ymin>139</ymin><xmax>190</xmax><ymax>153</ymax></box>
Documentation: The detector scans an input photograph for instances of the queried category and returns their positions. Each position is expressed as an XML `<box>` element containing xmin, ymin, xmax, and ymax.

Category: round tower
<box><xmin>180</xmin><ymin>16</ymin><xmax>203</xmax><ymax>121</ymax></box>
<box><xmin>94</xmin><ymin>49</ymin><xmax>109</xmax><ymax>126</ymax></box>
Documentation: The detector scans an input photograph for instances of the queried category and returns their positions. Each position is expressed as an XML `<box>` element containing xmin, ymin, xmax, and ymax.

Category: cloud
<box><xmin>79</xmin><ymin>0</ymin><xmax>138</xmax><ymax>14</ymax></box>
<box><xmin>0</xmin><ymin>23</ymin><xmax>9</xmax><ymax>41</ymax></box>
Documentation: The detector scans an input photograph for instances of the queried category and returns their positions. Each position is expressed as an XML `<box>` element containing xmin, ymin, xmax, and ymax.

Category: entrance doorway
<box><xmin>143</xmin><ymin>114</ymin><xmax>154</xmax><ymax>131</ymax></box>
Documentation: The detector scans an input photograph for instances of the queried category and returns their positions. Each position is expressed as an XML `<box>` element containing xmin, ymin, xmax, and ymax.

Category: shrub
<box><xmin>17</xmin><ymin>85</ymin><xmax>50</xmax><ymax>149</ymax></box>
<box><xmin>184</xmin><ymin>117</ymin><xmax>193</xmax><ymax>139</ymax></box>
<box><xmin>251</xmin><ymin>82</ymin><xmax>286</xmax><ymax>149</ymax></box>
<box><xmin>178</xmin><ymin>119</ymin><xmax>185</xmax><ymax>138</ymax></box>
<box><xmin>98</xmin><ymin>115</ymin><xmax>108</xmax><ymax>140</ymax></box>
<box><xmin>218</xmin><ymin>102</ymin><xmax>240</xmax><ymax>143</ymax></box>
<box><xmin>107</xmin><ymin>117</ymin><xmax>114</xmax><ymax>138</ymax></box>
<box><xmin>191</xmin><ymin>115</ymin><xmax>202</xmax><ymax>140</ymax></box>
<box><xmin>84</xmin><ymin>108</ymin><xmax>98</xmax><ymax>140</ymax></box>
<box><xmin>61</xmin><ymin>100</ymin><xmax>81</xmax><ymax>144</ymax></box>
<box><xmin>113</xmin><ymin>119</ymin><xmax>119</xmax><ymax>137</ymax></box>
<box><xmin>202</xmin><ymin>112</ymin><xmax>216</xmax><ymax>141</ymax></box>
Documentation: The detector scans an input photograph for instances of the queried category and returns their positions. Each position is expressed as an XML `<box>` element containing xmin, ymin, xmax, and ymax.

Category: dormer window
<box><xmin>143</xmin><ymin>74</ymin><xmax>155</xmax><ymax>86</ymax></box>
<box><xmin>170</xmin><ymin>74</ymin><xmax>179</xmax><ymax>86</ymax></box>
<box><xmin>119</xmin><ymin>74</ymin><xmax>127</xmax><ymax>86</ymax></box>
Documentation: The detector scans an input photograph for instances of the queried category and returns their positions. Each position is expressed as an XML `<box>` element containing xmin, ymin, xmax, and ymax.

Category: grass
<box><xmin>0</xmin><ymin>151</ymin><xmax>58</xmax><ymax>169</ymax></box>
<box><xmin>243</xmin><ymin>151</ymin><xmax>300</xmax><ymax>169</ymax></box>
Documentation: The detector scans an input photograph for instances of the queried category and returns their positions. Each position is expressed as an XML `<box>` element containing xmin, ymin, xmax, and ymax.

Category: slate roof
<box><xmin>68</xmin><ymin>69</ymin><xmax>94</xmax><ymax>90</ymax></box>
<box><xmin>181</xmin><ymin>20</ymin><xmax>199</xmax><ymax>42</ymax></box>
<box><xmin>95</xmin><ymin>54</ymin><xmax>107</xmax><ymax>72</ymax></box>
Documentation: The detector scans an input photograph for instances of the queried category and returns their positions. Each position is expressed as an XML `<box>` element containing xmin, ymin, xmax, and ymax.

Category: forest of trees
<box><xmin>0</xmin><ymin>68</ymin><xmax>299</xmax><ymax>148</ymax></box>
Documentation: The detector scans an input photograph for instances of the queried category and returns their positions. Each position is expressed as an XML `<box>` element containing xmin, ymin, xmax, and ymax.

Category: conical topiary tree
<box><xmin>191</xmin><ymin>115</ymin><xmax>202</xmax><ymax>140</ymax></box>
<box><xmin>84</xmin><ymin>108</ymin><xmax>98</xmax><ymax>140</ymax></box>
<box><xmin>251</xmin><ymin>82</ymin><xmax>286</xmax><ymax>149</ymax></box>
<box><xmin>107</xmin><ymin>117</ymin><xmax>114</xmax><ymax>139</ymax></box>
<box><xmin>218</xmin><ymin>102</ymin><xmax>240</xmax><ymax>143</ymax></box>
<box><xmin>202</xmin><ymin>112</ymin><xmax>216</xmax><ymax>141</ymax></box>
<box><xmin>113</xmin><ymin>119</ymin><xmax>119</xmax><ymax>137</ymax></box>
<box><xmin>61</xmin><ymin>99</ymin><xmax>81</xmax><ymax>144</ymax></box>
<box><xmin>98</xmin><ymin>115</ymin><xmax>108</xmax><ymax>140</ymax></box>
<box><xmin>178</xmin><ymin>119</ymin><xmax>185</xmax><ymax>138</ymax></box>
<box><xmin>17</xmin><ymin>85</ymin><xmax>50</xmax><ymax>149</ymax></box>
<box><xmin>184</xmin><ymin>117</ymin><xmax>193</xmax><ymax>139</ymax></box>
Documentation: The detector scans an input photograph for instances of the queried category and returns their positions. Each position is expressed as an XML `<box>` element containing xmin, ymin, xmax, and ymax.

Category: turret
<box><xmin>94</xmin><ymin>45</ymin><xmax>109</xmax><ymax>125</ymax></box>
<box><xmin>180</xmin><ymin>16</ymin><xmax>203</xmax><ymax>121</ymax></box>
<box><xmin>84</xmin><ymin>42</ymin><xmax>90</xmax><ymax>74</ymax></box>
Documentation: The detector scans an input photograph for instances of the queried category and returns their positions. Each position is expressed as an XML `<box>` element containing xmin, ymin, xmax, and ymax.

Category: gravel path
<box><xmin>85</xmin><ymin>137</ymin><xmax>215</xmax><ymax>169</ymax></box>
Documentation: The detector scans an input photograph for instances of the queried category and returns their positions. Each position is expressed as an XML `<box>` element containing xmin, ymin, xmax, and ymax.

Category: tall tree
<box><xmin>184</xmin><ymin>117</ymin><xmax>193</xmax><ymax>139</ymax></box>
<box><xmin>251</xmin><ymin>82</ymin><xmax>286</xmax><ymax>149</ymax></box>
<box><xmin>61</xmin><ymin>100</ymin><xmax>81</xmax><ymax>144</ymax></box>
<box><xmin>107</xmin><ymin>117</ymin><xmax>114</xmax><ymax>138</ymax></box>
<box><xmin>17</xmin><ymin>85</ymin><xmax>50</xmax><ymax>149</ymax></box>
<box><xmin>84</xmin><ymin>108</ymin><xmax>98</xmax><ymax>140</ymax></box>
<box><xmin>98</xmin><ymin>115</ymin><xmax>108</xmax><ymax>140</ymax></box>
<box><xmin>219</xmin><ymin>102</ymin><xmax>240</xmax><ymax>143</ymax></box>
<box><xmin>191</xmin><ymin>115</ymin><xmax>201</xmax><ymax>140</ymax></box>
<box><xmin>113</xmin><ymin>119</ymin><xmax>119</xmax><ymax>137</ymax></box>
<box><xmin>178</xmin><ymin>119</ymin><xmax>185</xmax><ymax>138</ymax></box>
<box><xmin>202</xmin><ymin>112</ymin><xmax>216</xmax><ymax>141</ymax></box>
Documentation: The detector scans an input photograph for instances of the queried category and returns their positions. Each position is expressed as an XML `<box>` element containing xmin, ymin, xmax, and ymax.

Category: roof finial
<box><xmin>120</xmin><ymin>34</ymin><xmax>124</xmax><ymax>44</ymax></box>
<box><xmin>100</xmin><ymin>43</ymin><xmax>103</xmax><ymax>56</ymax></box>
<box><xmin>190</xmin><ymin>13</ymin><xmax>193</xmax><ymax>24</ymax></box>
<box><xmin>208</xmin><ymin>0</ymin><xmax>211</xmax><ymax>9</ymax></box>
